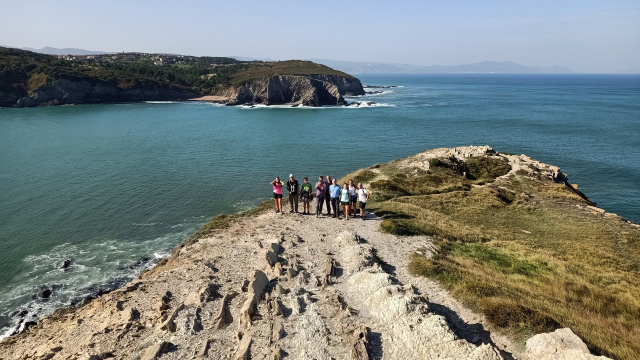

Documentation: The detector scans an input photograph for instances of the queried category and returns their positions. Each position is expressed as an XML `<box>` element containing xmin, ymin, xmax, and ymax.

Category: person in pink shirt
<box><xmin>270</xmin><ymin>176</ymin><xmax>284</xmax><ymax>214</ymax></box>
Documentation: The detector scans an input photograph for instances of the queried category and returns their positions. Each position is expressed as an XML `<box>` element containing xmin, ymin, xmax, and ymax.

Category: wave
<box><xmin>363</xmin><ymin>85</ymin><xmax>404</xmax><ymax>89</ymax></box>
<box><xmin>346</xmin><ymin>101</ymin><xmax>396</xmax><ymax>108</ymax></box>
<box><xmin>0</xmin><ymin>226</ymin><xmax>194</xmax><ymax>341</ymax></box>
<box><xmin>144</xmin><ymin>101</ymin><xmax>178</xmax><ymax>104</ymax></box>
<box><xmin>236</xmin><ymin>102</ymin><xmax>396</xmax><ymax>109</ymax></box>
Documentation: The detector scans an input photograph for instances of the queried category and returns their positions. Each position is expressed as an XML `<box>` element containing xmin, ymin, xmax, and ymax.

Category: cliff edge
<box><xmin>1</xmin><ymin>146</ymin><xmax>632</xmax><ymax>359</ymax></box>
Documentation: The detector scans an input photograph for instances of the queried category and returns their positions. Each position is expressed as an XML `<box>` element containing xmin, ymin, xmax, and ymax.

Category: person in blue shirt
<box><xmin>329</xmin><ymin>179</ymin><xmax>342</xmax><ymax>218</ymax></box>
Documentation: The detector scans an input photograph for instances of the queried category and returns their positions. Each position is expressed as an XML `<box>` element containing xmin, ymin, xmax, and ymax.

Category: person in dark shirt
<box><xmin>324</xmin><ymin>175</ymin><xmax>332</xmax><ymax>215</ymax></box>
<box><xmin>315</xmin><ymin>175</ymin><xmax>326</xmax><ymax>217</ymax></box>
<box><xmin>287</xmin><ymin>174</ymin><xmax>299</xmax><ymax>213</ymax></box>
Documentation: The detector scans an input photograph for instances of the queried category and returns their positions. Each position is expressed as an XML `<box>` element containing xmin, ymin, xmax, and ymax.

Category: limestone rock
<box><xmin>234</xmin><ymin>331</ymin><xmax>252</xmax><ymax>360</ymax></box>
<box><xmin>348</xmin><ymin>324</ymin><xmax>371</xmax><ymax>360</ymax></box>
<box><xmin>266</xmin><ymin>250</ymin><xmax>278</xmax><ymax>267</ymax></box>
<box><xmin>214</xmin><ymin>292</ymin><xmax>238</xmax><ymax>329</ymax></box>
<box><xmin>198</xmin><ymin>339</ymin><xmax>211</xmax><ymax>358</ymax></box>
<box><xmin>239</xmin><ymin>270</ymin><xmax>269</xmax><ymax>328</ymax></box>
<box><xmin>524</xmin><ymin>328</ymin><xmax>611</xmax><ymax>360</ymax></box>
<box><xmin>140</xmin><ymin>341</ymin><xmax>172</xmax><ymax>360</ymax></box>
<box><xmin>184</xmin><ymin>283</ymin><xmax>218</xmax><ymax>306</ymax></box>
<box><xmin>158</xmin><ymin>304</ymin><xmax>184</xmax><ymax>332</ymax></box>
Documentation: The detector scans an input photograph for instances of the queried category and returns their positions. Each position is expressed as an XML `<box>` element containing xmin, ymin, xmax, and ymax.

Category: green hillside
<box><xmin>0</xmin><ymin>47</ymin><xmax>357</xmax><ymax>107</ymax></box>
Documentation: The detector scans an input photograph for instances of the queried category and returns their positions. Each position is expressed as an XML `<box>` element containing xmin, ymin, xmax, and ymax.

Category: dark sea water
<box><xmin>0</xmin><ymin>74</ymin><xmax>638</xmax><ymax>338</ymax></box>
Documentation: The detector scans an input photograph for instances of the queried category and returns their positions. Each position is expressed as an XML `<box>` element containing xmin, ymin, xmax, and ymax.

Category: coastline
<box><xmin>1</xmin><ymin>145</ymin><xmax>632</xmax><ymax>359</ymax></box>
<box><xmin>187</xmin><ymin>95</ymin><xmax>231</xmax><ymax>103</ymax></box>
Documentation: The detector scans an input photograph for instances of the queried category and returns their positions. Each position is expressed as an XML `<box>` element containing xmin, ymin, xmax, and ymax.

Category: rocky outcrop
<box><xmin>10</xmin><ymin>78</ymin><xmax>198</xmax><ymax>107</ymax></box>
<box><xmin>2</xmin><ymin>146</ymin><xmax>626</xmax><ymax>359</ymax></box>
<box><xmin>218</xmin><ymin>74</ymin><xmax>364</xmax><ymax>107</ymax></box>
<box><xmin>523</xmin><ymin>328</ymin><xmax>612</xmax><ymax>360</ymax></box>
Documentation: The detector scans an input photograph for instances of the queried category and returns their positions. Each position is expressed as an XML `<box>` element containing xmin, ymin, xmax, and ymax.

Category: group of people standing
<box><xmin>270</xmin><ymin>174</ymin><xmax>370</xmax><ymax>220</ymax></box>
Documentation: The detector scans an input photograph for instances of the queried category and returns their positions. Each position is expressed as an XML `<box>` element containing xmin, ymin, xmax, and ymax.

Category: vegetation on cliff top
<box><xmin>0</xmin><ymin>47</ymin><xmax>359</xmax><ymax>106</ymax></box>
<box><xmin>340</xmin><ymin>152</ymin><xmax>640</xmax><ymax>360</ymax></box>
<box><xmin>228</xmin><ymin>60</ymin><xmax>356</xmax><ymax>85</ymax></box>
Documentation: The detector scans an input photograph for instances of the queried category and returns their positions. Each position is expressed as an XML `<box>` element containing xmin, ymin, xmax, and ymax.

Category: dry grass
<box><xmin>347</xmin><ymin>154</ymin><xmax>640</xmax><ymax>359</ymax></box>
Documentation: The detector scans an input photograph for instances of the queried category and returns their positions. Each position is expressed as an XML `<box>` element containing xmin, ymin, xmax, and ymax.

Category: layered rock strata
<box><xmin>218</xmin><ymin>74</ymin><xmax>364</xmax><ymax>106</ymax></box>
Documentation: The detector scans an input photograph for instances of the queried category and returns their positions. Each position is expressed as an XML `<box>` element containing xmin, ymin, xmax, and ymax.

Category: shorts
<box><xmin>359</xmin><ymin>201</ymin><xmax>367</xmax><ymax>209</ymax></box>
<box><xmin>301</xmin><ymin>193</ymin><xmax>311</xmax><ymax>202</ymax></box>
<box><xmin>273</xmin><ymin>193</ymin><xmax>283</xmax><ymax>199</ymax></box>
<box><xmin>341</xmin><ymin>201</ymin><xmax>350</xmax><ymax>206</ymax></box>
<box><xmin>351</xmin><ymin>195</ymin><xmax>357</xmax><ymax>203</ymax></box>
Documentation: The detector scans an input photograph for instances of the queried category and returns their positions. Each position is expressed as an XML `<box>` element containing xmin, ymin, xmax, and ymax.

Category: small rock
<box><xmin>159</xmin><ymin>304</ymin><xmax>184</xmax><ymax>332</ymax></box>
<box><xmin>61</xmin><ymin>259</ymin><xmax>73</xmax><ymax>270</ymax></box>
<box><xmin>524</xmin><ymin>328</ymin><xmax>610</xmax><ymax>359</ymax></box>
<box><xmin>270</xmin><ymin>345</ymin><xmax>282</xmax><ymax>360</ymax></box>
<box><xmin>349</xmin><ymin>324</ymin><xmax>371</xmax><ymax>360</ymax></box>
<box><xmin>274</xmin><ymin>285</ymin><xmax>286</xmax><ymax>295</ymax></box>
<box><xmin>234</xmin><ymin>331</ymin><xmax>252</xmax><ymax>360</ymax></box>
<box><xmin>140</xmin><ymin>341</ymin><xmax>172</xmax><ymax>360</ymax></box>
<box><xmin>274</xmin><ymin>262</ymin><xmax>283</xmax><ymax>276</ymax></box>
<box><xmin>266</xmin><ymin>250</ymin><xmax>278</xmax><ymax>267</ymax></box>
<box><xmin>271</xmin><ymin>317</ymin><xmax>284</xmax><ymax>343</ymax></box>
<box><xmin>198</xmin><ymin>339</ymin><xmax>211</xmax><ymax>358</ymax></box>
<box><xmin>214</xmin><ymin>292</ymin><xmax>237</xmax><ymax>329</ymax></box>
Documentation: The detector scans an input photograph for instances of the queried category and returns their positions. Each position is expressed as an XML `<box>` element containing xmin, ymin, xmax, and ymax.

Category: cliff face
<box><xmin>9</xmin><ymin>78</ymin><xmax>198</xmax><ymax>107</ymax></box>
<box><xmin>218</xmin><ymin>74</ymin><xmax>365</xmax><ymax>106</ymax></box>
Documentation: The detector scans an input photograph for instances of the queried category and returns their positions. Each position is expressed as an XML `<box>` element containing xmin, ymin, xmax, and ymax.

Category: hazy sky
<box><xmin>1</xmin><ymin>0</ymin><xmax>639</xmax><ymax>73</ymax></box>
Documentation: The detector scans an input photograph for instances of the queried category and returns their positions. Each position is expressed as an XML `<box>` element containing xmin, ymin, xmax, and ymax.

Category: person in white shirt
<box><xmin>357</xmin><ymin>182</ymin><xmax>370</xmax><ymax>220</ymax></box>
<box><xmin>348</xmin><ymin>179</ymin><xmax>358</xmax><ymax>217</ymax></box>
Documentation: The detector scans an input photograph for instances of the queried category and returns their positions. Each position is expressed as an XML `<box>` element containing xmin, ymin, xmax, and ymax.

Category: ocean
<box><xmin>0</xmin><ymin>74</ymin><xmax>639</xmax><ymax>338</ymax></box>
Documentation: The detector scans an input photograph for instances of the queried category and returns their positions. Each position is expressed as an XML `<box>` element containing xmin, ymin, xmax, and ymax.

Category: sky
<box><xmin>1</xmin><ymin>0</ymin><xmax>639</xmax><ymax>73</ymax></box>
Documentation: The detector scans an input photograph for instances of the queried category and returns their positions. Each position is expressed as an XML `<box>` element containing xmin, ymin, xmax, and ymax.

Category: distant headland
<box><xmin>0</xmin><ymin>47</ymin><xmax>364</xmax><ymax>108</ymax></box>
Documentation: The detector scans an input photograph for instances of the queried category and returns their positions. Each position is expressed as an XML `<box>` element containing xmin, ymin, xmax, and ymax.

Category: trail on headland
<box><xmin>1</xmin><ymin>146</ymin><xmax>627</xmax><ymax>360</ymax></box>
<box><xmin>0</xmin><ymin>201</ymin><xmax>511</xmax><ymax>359</ymax></box>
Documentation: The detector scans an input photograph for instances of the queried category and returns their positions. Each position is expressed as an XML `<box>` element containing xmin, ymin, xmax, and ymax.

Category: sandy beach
<box><xmin>188</xmin><ymin>95</ymin><xmax>230</xmax><ymax>103</ymax></box>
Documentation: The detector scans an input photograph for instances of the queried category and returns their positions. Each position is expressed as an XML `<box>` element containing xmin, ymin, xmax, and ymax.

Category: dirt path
<box><xmin>0</xmin><ymin>194</ymin><xmax>519</xmax><ymax>359</ymax></box>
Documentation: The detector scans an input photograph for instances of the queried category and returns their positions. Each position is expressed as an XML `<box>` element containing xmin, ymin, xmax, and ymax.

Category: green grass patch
<box><xmin>449</xmin><ymin>242</ymin><xmax>552</xmax><ymax>277</ymax></box>
<box><xmin>351</xmin><ymin>169</ymin><xmax>378</xmax><ymax>183</ymax></box>
<box><xmin>465</xmin><ymin>156</ymin><xmax>512</xmax><ymax>182</ymax></box>
<box><xmin>341</xmin><ymin>152</ymin><xmax>640</xmax><ymax>359</ymax></box>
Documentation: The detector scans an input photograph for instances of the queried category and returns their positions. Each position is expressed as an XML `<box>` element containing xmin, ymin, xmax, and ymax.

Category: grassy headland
<box><xmin>0</xmin><ymin>47</ymin><xmax>357</xmax><ymax>106</ymax></box>
<box><xmin>340</xmin><ymin>147</ymin><xmax>640</xmax><ymax>359</ymax></box>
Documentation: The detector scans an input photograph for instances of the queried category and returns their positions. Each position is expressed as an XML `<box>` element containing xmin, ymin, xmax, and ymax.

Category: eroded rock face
<box><xmin>11</xmin><ymin>78</ymin><xmax>197</xmax><ymax>107</ymax></box>
<box><xmin>218</xmin><ymin>74</ymin><xmax>364</xmax><ymax>106</ymax></box>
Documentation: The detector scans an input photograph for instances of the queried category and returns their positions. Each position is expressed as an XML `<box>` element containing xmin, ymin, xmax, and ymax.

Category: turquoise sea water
<box><xmin>1</xmin><ymin>74</ymin><xmax>639</xmax><ymax>338</ymax></box>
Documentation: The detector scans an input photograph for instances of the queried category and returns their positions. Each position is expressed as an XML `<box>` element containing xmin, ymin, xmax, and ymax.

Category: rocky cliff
<box><xmin>1</xmin><ymin>47</ymin><xmax>366</xmax><ymax>108</ymax></box>
<box><xmin>218</xmin><ymin>74</ymin><xmax>365</xmax><ymax>106</ymax></box>
<box><xmin>9</xmin><ymin>78</ymin><xmax>198</xmax><ymax>107</ymax></box>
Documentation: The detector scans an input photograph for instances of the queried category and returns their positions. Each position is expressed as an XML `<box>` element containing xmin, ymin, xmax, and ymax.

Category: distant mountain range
<box><xmin>310</xmin><ymin>59</ymin><xmax>573</xmax><ymax>74</ymax></box>
<box><xmin>21</xmin><ymin>46</ymin><xmax>110</xmax><ymax>56</ymax></box>
<box><xmin>19</xmin><ymin>46</ymin><xmax>573</xmax><ymax>74</ymax></box>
